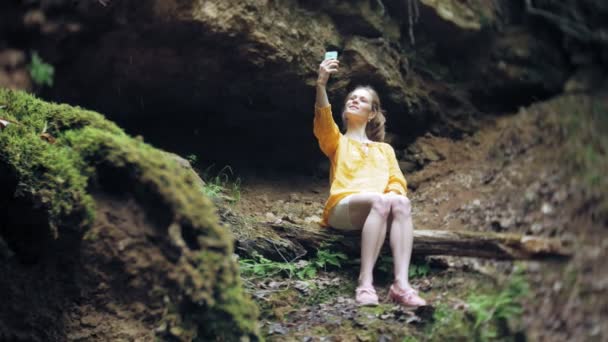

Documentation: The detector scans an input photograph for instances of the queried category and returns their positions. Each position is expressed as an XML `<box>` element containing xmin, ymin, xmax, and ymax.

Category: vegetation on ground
<box><xmin>427</xmin><ymin>267</ymin><xmax>529</xmax><ymax>341</ymax></box>
<box><xmin>239</xmin><ymin>248</ymin><xmax>348</xmax><ymax>280</ymax></box>
<box><xmin>195</xmin><ymin>163</ymin><xmax>242</xmax><ymax>202</ymax></box>
<box><xmin>28</xmin><ymin>51</ymin><xmax>54</xmax><ymax>88</ymax></box>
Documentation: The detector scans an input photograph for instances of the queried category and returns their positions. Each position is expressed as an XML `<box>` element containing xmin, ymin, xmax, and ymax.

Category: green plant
<box><xmin>426</xmin><ymin>268</ymin><xmax>530</xmax><ymax>341</ymax></box>
<box><xmin>377</xmin><ymin>256</ymin><xmax>430</xmax><ymax>279</ymax></box>
<box><xmin>426</xmin><ymin>303</ymin><xmax>470</xmax><ymax>341</ymax></box>
<box><xmin>409</xmin><ymin>260</ymin><xmax>430</xmax><ymax>279</ymax></box>
<box><xmin>315</xmin><ymin>248</ymin><xmax>348</xmax><ymax>269</ymax></box>
<box><xmin>239</xmin><ymin>252</ymin><xmax>297</xmax><ymax>278</ymax></box>
<box><xmin>28</xmin><ymin>51</ymin><xmax>54</xmax><ymax>87</ymax></box>
<box><xmin>239</xmin><ymin>249</ymin><xmax>347</xmax><ymax>280</ymax></box>
<box><xmin>199</xmin><ymin>164</ymin><xmax>241</xmax><ymax>202</ymax></box>
<box><xmin>466</xmin><ymin>268</ymin><xmax>530</xmax><ymax>340</ymax></box>
<box><xmin>186</xmin><ymin>153</ymin><xmax>198</xmax><ymax>165</ymax></box>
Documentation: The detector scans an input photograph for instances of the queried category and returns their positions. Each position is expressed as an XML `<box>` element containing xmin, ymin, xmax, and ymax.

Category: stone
<box><xmin>541</xmin><ymin>203</ymin><xmax>554</xmax><ymax>215</ymax></box>
<box><xmin>499</xmin><ymin>217</ymin><xmax>514</xmax><ymax>229</ymax></box>
<box><xmin>419</xmin><ymin>143</ymin><xmax>443</xmax><ymax>162</ymax></box>
<box><xmin>267</xmin><ymin>323</ymin><xmax>288</xmax><ymax>335</ymax></box>
<box><xmin>304</xmin><ymin>215</ymin><xmax>321</xmax><ymax>224</ymax></box>
<box><xmin>531</xmin><ymin>223</ymin><xmax>543</xmax><ymax>234</ymax></box>
<box><xmin>399</xmin><ymin>160</ymin><xmax>418</xmax><ymax>173</ymax></box>
<box><xmin>265</xmin><ymin>212</ymin><xmax>277</xmax><ymax>221</ymax></box>
<box><xmin>289</xmin><ymin>193</ymin><xmax>300</xmax><ymax>202</ymax></box>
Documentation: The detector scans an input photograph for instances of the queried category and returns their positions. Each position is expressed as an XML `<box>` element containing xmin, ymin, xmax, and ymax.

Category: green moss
<box><xmin>259</xmin><ymin>287</ymin><xmax>300</xmax><ymax>321</ymax></box>
<box><xmin>304</xmin><ymin>278</ymin><xmax>356</xmax><ymax>306</ymax></box>
<box><xmin>0</xmin><ymin>89</ymin><xmax>116</xmax><ymax>235</ymax></box>
<box><xmin>188</xmin><ymin>250</ymin><xmax>260</xmax><ymax>340</ymax></box>
<box><xmin>425</xmin><ymin>303</ymin><xmax>471</xmax><ymax>341</ymax></box>
<box><xmin>0</xmin><ymin>89</ymin><xmax>260</xmax><ymax>340</ymax></box>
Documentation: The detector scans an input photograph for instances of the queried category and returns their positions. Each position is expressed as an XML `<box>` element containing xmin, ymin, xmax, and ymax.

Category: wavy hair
<box><xmin>341</xmin><ymin>85</ymin><xmax>386</xmax><ymax>142</ymax></box>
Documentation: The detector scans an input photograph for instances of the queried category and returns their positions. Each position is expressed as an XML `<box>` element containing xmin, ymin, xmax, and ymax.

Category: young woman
<box><xmin>314</xmin><ymin>57</ymin><xmax>426</xmax><ymax>307</ymax></box>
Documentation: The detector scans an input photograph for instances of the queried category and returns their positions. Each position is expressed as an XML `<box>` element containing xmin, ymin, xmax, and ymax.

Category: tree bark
<box><xmin>235</xmin><ymin>221</ymin><xmax>572</xmax><ymax>261</ymax></box>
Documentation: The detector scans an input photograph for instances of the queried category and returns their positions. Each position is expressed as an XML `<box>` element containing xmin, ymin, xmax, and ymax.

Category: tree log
<box><xmin>234</xmin><ymin>221</ymin><xmax>572</xmax><ymax>261</ymax></box>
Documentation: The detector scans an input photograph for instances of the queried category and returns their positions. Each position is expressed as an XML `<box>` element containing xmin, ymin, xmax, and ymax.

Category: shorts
<box><xmin>328</xmin><ymin>194</ymin><xmax>357</xmax><ymax>230</ymax></box>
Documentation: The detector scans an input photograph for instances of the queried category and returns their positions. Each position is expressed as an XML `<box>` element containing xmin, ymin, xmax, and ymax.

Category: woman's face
<box><xmin>344</xmin><ymin>88</ymin><xmax>374</xmax><ymax>124</ymax></box>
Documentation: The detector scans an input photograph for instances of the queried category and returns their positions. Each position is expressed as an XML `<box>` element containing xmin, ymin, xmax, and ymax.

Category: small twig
<box><xmin>376</xmin><ymin>0</ymin><xmax>386</xmax><ymax>16</ymax></box>
<box><xmin>407</xmin><ymin>0</ymin><xmax>420</xmax><ymax>45</ymax></box>
<box><xmin>272</xmin><ymin>241</ymin><xmax>290</xmax><ymax>264</ymax></box>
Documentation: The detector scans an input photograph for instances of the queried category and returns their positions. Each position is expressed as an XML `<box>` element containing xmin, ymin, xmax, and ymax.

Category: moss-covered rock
<box><xmin>0</xmin><ymin>88</ymin><xmax>260</xmax><ymax>340</ymax></box>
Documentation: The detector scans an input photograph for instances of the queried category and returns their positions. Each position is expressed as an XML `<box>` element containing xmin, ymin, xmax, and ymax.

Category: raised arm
<box><xmin>313</xmin><ymin>58</ymin><xmax>341</xmax><ymax>157</ymax></box>
<box><xmin>315</xmin><ymin>58</ymin><xmax>338</xmax><ymax>107</ymax></box>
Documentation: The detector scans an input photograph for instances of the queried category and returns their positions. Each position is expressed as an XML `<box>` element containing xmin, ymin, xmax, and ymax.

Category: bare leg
<box><xmin>346</xmin><ymin>193</ymin><xmax>390</xmax><ymax>288</ymax></box>
<box><xmin>387</xmin><ymin>194</ymin><xmax>414</xmax><ymax>290</ymax></box>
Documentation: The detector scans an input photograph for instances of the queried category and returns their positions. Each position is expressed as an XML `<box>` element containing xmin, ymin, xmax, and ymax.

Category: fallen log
<box><xmin>232</xmin><ymin>220</ymin><xmax>572</xmax><ymax>261</ymax></box>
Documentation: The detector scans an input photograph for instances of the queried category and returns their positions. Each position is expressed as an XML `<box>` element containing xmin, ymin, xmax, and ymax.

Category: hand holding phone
<box><xmin>324</xmin><ymin>51</ymin><xmax>338</xmax><ymax>61</ymax></box>
<box><xmin>318</xmin><ymin>51</ymin><xmax>339</xmax><ymax>87</ymax></box>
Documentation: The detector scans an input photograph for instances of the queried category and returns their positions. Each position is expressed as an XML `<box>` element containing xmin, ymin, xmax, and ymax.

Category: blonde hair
<box><xmin>341</xmin><ymin>86</ymin><xmax>386</xmax><ymax>142</ymax></box>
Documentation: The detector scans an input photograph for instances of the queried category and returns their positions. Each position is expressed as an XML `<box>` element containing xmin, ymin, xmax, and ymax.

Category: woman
<box><xmin>314</xmin><ymin>57</ymin><xmax>426</xmax><ymax>307</ymax></box>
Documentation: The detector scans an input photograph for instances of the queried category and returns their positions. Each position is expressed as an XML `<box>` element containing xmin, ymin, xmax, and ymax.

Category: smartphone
<box><xmin>324</xmin><ymin>51</ymin><xmax>338</xmax><ymax>61</ymax></box>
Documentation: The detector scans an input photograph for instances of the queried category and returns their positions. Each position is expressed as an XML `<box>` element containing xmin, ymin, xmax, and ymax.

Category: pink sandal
<box><xmin>387</xmin><ymin>284</ymin><xmax>427</xmax><ymax>307</ymax></box>
<box><xmin>355</xmin><ymin>286</ymin><xmax>379</xmax><ymax>306</ymax></box>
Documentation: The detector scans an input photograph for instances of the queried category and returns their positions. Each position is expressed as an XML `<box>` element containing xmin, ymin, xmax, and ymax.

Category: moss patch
<box><xmin>0</xmin><ymin>90</ymin><xmax>121</xmax><ymax>235</ymax></box>
<box><xmin>0</xmin><ymin>89</ymin><xmax>260</xmax><ymax>340</ymax></box>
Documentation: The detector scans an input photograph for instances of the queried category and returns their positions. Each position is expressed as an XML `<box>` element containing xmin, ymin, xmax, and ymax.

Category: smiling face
<box><xmin>343</xmin><ymin>88</ymin><xmax>375</xmax><ymax>124</ymax></box>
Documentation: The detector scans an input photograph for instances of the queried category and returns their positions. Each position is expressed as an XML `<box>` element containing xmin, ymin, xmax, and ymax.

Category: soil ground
<box><xmin>227</xmin><ymin>94</ymin><xmax>608</xmax><ymax>341</ymax></box>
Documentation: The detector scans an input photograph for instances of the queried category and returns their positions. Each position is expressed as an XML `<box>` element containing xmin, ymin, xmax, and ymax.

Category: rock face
<box><xmin>0</xmin><ymin>0</ymin><xmax>603</xmax><ymax>172</ymax></box>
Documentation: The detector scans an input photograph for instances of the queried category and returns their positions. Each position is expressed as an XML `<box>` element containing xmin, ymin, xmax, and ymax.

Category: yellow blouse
<box><xmin>314</xmin><ymin>105</ymin><xmax>408</xmax><ymax>227</ymax></box>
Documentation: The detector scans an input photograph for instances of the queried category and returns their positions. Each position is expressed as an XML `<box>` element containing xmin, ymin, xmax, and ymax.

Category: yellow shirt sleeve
<box><xmin>313</xmin><ymin>105</ymin><xmax>341</xmax><ymax>157</ymax></box>
<box><xmin>384</xmin><ymin>144</ymin><xmax>408</xmax><ymax>195</ymax></box>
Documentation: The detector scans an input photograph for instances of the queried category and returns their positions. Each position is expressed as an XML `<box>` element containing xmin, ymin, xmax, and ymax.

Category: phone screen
<box><xmin>324</xmin><ymin>51</ymin><xmax>338</xmax><ymax>60</ymax></box>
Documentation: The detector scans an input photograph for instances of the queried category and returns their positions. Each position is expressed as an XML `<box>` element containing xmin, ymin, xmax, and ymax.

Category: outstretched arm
<box><xmin>313</xmin><ymin>58</ymin><xmax>341</xmax><ymax>157</ymax></box>
<box><xmin>315</xmin><ymin>59</ymin><xmax>338</xmax><ymax>107</ymax></box>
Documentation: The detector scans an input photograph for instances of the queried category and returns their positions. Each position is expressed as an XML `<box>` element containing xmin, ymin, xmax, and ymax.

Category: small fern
<box><xmin>28</xmin><ymin>51</ymin><xmax>54</xmax><ymax>87</ymax></box>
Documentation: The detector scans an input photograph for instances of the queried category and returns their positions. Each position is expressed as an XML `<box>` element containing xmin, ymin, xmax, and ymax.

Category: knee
<box><xmin>390</xmin><ymin>196</ymin><xmax>412</xmax><ymax>218</ymax></box>
<box><xmin>369</xmin><ymin>194</ymin><xmax>391</xmax><ymax>219</ymax></box>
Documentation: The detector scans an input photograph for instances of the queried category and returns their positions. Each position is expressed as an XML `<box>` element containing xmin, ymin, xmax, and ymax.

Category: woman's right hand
<box><xmin>317</xmin><ymin>58</ymin><xmax>339</xmax><ymax>87</ymax></box>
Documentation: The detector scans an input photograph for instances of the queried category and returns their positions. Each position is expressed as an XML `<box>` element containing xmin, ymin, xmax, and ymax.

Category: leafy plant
<box><xmin>186</xmin><ymin>153</ymin><xmax>198</xmax><ymax>165</ymax></box>
<box><xmin>377</xmin><ymin>256</ymin><xmax>430</xmax><ymax>279</ymax></box>
<box><xmin>466</xmin><ymin>267</ymin><xmax>530</xmax><ymax>340</ymax></box>
<box><xmin>426</xmin><ymin>268</ymin><xmax>530</xmax><ymax>341</ymax></box>
<box><xmin>239</xmin><ymin>249</ymin><xmax>347</xmax><ymax>280</ymax></box>
<box><xmin>315</xmin><ymin>248</ymin><xmax>348</xmax><ymax>269</ymax></box>
<box><xmin>426</xmin><ymin>303</ymin><xmax>470</xmax><ymax>341</ymax></box>
<box><xmin>239</xmin><ymin>253</ymin><xmax>299</xmax><ymax>279</ymax></box>
<box><xmin>199</xmin><ymin>164</ymin><xmax>241</xmax><ymax>202</ymax></box>
<box><xmin>409</xmin><ymin>260</ymin><xmax>431</xmax><ymax>279</ymax></box>
<box><xmin>28</xmin><ymin>51</ymin><xmax>54</xmax><ymax>87</ymax></box>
